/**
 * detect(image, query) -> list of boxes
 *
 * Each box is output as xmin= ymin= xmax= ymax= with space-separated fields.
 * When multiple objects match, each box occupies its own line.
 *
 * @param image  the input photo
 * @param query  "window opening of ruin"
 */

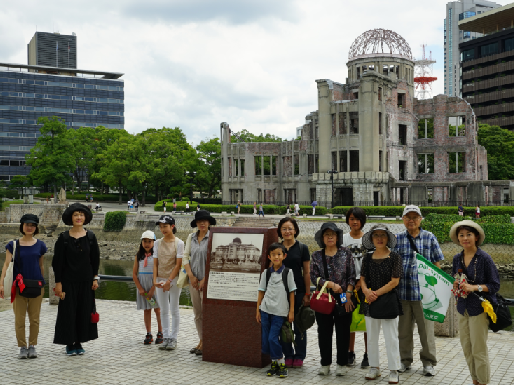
xmin=310 ymin=188 xmax=316 ymax=203
xmin=386 ymin=115 xmax=389 ymax=137
xmin=390 ymin=65 xmax=395 ymax=75
xmin=254 ymin=156 xmax=261 ymax=176
xmin=234 ymin=159 xmax=238 ymax=176
xmin=399 ymin=160 xmax=406 ymax=181
xmin=418 ymin=118 xmax=434 ymax=139
xmin=340 ymin=150 xmax=348 ymax=172
xmin=294 ymin=154 xmax=299 ymax=175
xmin=449 ymin=117 xmax=465 ymax=136
xmin=240 ymin=159 xmax=245 ymax=176
xmin=332 ymin=152 xmax=337 ymax=170
xmin=399 ymin=124 xmax=407 ymax=145
xmin=378 ymin=87 xmax=382 ymax=101
xmin=396 ymin=66 xmax=399 ymax=78
xmin=362 ymin=65 xmax=368 ymax=73
xmin=357 ymin=67 xmax=361 ymax=78
xmin=427 ymin=187 xmax=433 ymax=203
xmin=309 ymin=122 xmax=314 ymax=138
xmin=369 ymin=65 xmax=375 ymax=71
xmin=339 ymin=113 xmax=347 ymax=134
xmin=417 ymin=153 xmax=434 ymax=174
xmin=397 ymin=93 xmax=404 ymax=108
xmin=379 ymin=150 xmax=383 ymax=172
xmin=308 ymin=154 xmax=314 ymax=175
xmin=379 ymin=112 xmax=382 ymax=134
xmin=263 ymin=156 xmax=271 ymax=175
xmin=284 ymin=189 xmax=296 ymax=204
xmin=449 ymin=152 xmax=465 ymax=173
xmin=350 ymin=150 xmax=359 ymax=172
xmin=271 ymin=156 xmax=277 ymax=176
xmin=383 ymin=65 xmax=388 ymax=76
xmin=332 ymin=114 xmax=336 ymax=137
xmin=257 ymin=188 xmax=262 ymax=203
xmin=350 ymin=112 xmax=359 ymax=133
xmin=353 ymin=92 xmax=359 ymax=100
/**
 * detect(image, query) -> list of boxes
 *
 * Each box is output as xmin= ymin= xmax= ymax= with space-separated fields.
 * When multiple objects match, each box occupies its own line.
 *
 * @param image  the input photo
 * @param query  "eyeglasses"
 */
xmin=323 ymin=232 xmax=337 ymax=238
xmin=404 ymin=216 xmax=421 ymax=222
xmin=372 ymin=233 xmax=388 ymax=239
xmin=281 ymin=227 xmax=294 ymax=232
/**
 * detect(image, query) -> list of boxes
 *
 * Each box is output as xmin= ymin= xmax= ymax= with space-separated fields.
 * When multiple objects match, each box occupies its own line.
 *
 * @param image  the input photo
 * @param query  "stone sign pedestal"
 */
xmin=202 ymin=227 xmax=278 ymax=368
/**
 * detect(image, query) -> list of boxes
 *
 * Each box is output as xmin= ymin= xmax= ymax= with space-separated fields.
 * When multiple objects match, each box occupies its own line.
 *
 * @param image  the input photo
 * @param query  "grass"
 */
xmin=2 ymin=200 xmax=40 ymax=209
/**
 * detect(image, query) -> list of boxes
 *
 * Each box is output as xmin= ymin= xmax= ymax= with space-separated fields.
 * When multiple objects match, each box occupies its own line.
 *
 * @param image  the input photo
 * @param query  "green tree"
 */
xmin=230 ymin=128 xmax=283 ymax=143
xmin=478 ymin=124 xmax=514 ymax=180
xmin=195 ymin=137 xmax=221 ymax=198
xmin=9 ymin=175 xmax=29 ymax=198
xmin=68 ymin=126 xmax=96 ymax=191
xmin=25 ymin=117 xmax=74 ymax=199
xmin=417 ymin=118 xmax=434 ymax=138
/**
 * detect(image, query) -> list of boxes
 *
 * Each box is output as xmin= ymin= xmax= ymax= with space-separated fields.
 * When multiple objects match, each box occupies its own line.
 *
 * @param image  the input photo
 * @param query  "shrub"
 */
xmin=104 ymin=211 xmax=127 ymax=232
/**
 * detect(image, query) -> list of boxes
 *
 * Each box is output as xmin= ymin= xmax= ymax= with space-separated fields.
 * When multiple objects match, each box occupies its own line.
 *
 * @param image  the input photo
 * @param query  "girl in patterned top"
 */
xmin=132 ymin=230 xmax=162 ymax=345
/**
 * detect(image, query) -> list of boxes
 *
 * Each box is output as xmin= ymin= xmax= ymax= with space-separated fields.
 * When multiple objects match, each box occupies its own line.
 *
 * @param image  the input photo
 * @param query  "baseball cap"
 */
xmin=402 ymin=205 xmax=422 ymax=217
xmin=156 ymin=215 xmax=175 ymax=225
xmin=141 ymin=230 xmax=156 ymax=240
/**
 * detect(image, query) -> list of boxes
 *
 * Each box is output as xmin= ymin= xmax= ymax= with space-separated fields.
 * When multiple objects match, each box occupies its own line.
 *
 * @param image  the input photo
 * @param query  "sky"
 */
xmin=2 ymin=0 xmax=512 ymax=145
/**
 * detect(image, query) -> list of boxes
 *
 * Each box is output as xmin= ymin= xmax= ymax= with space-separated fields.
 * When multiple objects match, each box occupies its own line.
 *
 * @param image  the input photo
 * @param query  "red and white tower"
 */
xmin=414 ymin=44 xmax=437 ymax=99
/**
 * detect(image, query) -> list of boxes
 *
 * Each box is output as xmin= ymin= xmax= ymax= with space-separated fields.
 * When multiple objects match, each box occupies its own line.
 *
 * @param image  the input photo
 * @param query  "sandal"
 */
xmin=190 ymin=347 xmax=198 ymax=354
xmin=155 ymin=332 xmax=163 ymax=345
xmin=144 ymin=333 xmax=153 ymax=345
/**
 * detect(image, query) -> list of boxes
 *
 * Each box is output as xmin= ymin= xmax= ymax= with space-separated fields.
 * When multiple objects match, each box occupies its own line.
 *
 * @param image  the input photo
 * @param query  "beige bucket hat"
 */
xmin=449 ymin=220 xmax=485 ymax=246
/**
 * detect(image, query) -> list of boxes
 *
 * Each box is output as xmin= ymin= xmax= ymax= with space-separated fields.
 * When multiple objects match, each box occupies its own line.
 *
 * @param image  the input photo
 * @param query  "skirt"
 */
xmin=54 ymin=281 xmax=98 ymax=345
xmin=136 ymin=274 xmax=160 ymax=310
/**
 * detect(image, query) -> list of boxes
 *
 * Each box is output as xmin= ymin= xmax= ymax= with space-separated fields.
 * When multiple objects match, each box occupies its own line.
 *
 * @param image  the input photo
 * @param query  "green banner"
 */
xmin=415 ymin=253 xmax=454 ymax=323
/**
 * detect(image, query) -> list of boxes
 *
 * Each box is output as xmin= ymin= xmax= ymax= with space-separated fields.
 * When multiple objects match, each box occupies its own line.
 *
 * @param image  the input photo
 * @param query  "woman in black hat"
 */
xmin=0 ymin=214 xmax=47 ymax=359
xmin=310 ymin=222 xmax=356 ymax=376
xmin=52 ymin=203 xmax=100 ymax=356
xmin=183 ymin=210 xmax=216 ymax=356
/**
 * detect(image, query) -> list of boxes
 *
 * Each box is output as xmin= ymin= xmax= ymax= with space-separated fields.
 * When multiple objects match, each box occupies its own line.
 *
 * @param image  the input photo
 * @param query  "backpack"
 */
xmin=295 ymin=305 xmax=316 ymax=340
xmin=60 ymin=229 xmax=96 ymax=248
xmin=264 ymin=267 xmax=291 ymax=303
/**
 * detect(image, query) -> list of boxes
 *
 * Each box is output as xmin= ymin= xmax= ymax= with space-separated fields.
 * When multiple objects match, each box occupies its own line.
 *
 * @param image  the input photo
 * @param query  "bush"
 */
xmin=422 ymin=214 xmax=514 ymax=245
xmin=104 ymin=211 xmax=127 ymax=232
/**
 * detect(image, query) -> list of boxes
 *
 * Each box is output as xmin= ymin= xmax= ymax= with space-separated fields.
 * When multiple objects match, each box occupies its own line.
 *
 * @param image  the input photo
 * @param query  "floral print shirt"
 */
xmin=310 ymin=247 xmax=356 ymax=292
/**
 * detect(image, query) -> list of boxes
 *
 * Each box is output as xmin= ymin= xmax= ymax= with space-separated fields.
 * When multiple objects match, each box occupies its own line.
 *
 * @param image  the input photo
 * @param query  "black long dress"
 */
xmin=52 ymin=231 xmax=100 ymax=345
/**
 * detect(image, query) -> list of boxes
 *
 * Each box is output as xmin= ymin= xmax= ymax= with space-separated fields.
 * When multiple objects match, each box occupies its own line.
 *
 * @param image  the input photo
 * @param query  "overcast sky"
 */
xmin=2 ymin=0 xmax=511 ymax=144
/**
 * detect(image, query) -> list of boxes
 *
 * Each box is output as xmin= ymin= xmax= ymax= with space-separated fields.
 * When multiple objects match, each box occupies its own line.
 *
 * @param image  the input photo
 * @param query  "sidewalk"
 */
xmin=1 ymin=299 xmax=513 ymax=384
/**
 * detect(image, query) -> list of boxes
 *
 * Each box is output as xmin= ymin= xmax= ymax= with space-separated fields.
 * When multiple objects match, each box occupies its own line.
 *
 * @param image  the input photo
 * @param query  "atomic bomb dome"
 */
xmin=348 ymin=28 xmax=413 ymax=61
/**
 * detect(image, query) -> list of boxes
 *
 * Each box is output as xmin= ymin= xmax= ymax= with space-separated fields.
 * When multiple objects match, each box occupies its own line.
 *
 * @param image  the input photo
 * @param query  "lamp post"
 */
xmin=185 ymin=171 xmax=196 ymax=202
xmin=327 ymin=169 xmax=337 ymax=209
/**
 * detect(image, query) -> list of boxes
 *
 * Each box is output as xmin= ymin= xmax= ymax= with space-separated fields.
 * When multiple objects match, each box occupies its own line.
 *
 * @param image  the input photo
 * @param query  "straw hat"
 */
xmin=362 ymin=225 xmax=397 ymax=250
xmin=449 ymin=220 xmax=485 ymax=246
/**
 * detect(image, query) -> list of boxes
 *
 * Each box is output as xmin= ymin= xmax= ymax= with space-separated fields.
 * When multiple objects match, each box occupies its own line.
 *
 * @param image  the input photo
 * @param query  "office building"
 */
xmin=445 ymin=0 xmax=500 ymax=97
xmin=460 ymin=3 xmax=514 ymax=131
xmin=28 ymin=32 xmax=78 ymax=69
xmin=0 ymin=62 xmax=124 ymax=181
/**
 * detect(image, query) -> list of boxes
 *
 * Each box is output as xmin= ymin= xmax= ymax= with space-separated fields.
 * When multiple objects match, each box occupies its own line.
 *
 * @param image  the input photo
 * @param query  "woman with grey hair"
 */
xmin=360 ymin=224 xmax=402 ymax=384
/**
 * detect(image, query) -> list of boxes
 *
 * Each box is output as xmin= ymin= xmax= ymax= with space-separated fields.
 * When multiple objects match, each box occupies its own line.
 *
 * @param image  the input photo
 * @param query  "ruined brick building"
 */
xmin=221 ymin=29 xmax=513 ymax=207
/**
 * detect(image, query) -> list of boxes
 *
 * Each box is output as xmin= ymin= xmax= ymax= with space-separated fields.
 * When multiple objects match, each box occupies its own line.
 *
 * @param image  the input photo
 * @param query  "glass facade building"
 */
xmin=0 ymin=63 xmax=124 ymax=181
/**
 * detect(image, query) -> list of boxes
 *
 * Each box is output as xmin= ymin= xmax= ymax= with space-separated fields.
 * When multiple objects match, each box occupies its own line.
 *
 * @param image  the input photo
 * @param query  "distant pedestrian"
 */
xmin=312 ymin=200 xmax=318 ymax=216
xmin=197 ymin=203 xmax=201 ymax=212
xmin=46 ymin=197 xmax=49 ymax=204
xmin=173 ymin=202 xmax=177 ymax=211
xmin=186 ymin=202 xmax=190 ymax=212
xmin=458 ymin=204 xmax=464 ymax=216
xmin=253 ymin=202 xmax=257 ymax=215
xmin=237 ymin=201 xmax=241 ymax=215
xmin=90 ymin=195 xmax=93 ymax=202
xmin=294 ymin=203 xmax=300 ymax=217
xmin=128 ymin=200 xmax=132 ymax=211
xmin=133 ymin=230 xmax=162 ymax=345
xmin=286 ymin=204 xmax=290 ymax=215
xmin=172 ymin=198 xmax=176 ymax=204
xmin=163 ymin=201 xmax=167 ymax=213
xmin=135 ymin=200 xmax=139 ymax=211
xmin=259 ymin=204 xmax=265 ymax=218
xmin=86 ymin=194 xmax=89 ymax=202
xmin=475 ymin=205 xmax=480 ymax=219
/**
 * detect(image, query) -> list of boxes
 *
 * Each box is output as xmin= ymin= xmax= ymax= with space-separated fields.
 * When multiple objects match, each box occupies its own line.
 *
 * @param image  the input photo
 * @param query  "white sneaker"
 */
xmin=423 ymin=365 xmax=435 ymax=376
xmin=388 ymin=370 xmax=399 ymax=384
xmin=365 ymin=367 xmax=381 ymax=380
xmin=166 ymin=338 xmax=177 ymax=350
xmin=336 ymin=364 xmax=346 ymax=376
xmin=398 ymin=363 xmax=410 ymax=373
xmin=318 ymin=365 xmax=330 ymax=375
xmin=158 ymin=338 xmax=170 ymax=350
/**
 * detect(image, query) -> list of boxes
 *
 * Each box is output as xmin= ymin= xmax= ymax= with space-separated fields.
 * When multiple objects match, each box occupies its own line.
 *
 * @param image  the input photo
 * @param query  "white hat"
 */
xmin=449 ymin=220 xmax=485 ymax=246
xmin=402 ymin=205 xmax=422 ymax=217
xmin=141 ymin=230 xmax=156 ymax=240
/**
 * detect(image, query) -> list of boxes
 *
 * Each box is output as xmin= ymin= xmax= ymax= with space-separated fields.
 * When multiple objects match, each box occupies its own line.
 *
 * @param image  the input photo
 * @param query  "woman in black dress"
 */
xmin=52 ymin=203 xmax=100 ymax=356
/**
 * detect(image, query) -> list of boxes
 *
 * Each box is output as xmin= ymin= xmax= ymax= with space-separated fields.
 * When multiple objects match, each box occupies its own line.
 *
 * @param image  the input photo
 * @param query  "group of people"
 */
xmin=0 ymin=204 xmax=500 ymax=385
xmin=257 ymin=205 xmax=499 ymax=385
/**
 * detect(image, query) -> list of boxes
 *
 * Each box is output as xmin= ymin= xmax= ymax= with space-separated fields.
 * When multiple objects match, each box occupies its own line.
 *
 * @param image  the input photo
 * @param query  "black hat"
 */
xmin=156 ymin=215 xmax=175 ymax=226
xmin=314 ymin=222 xmax=344 ymax=248
xmin=62 ymin=203 xmax=93 ymax=226
xmin=20 ymin=213 xmax=39 ymax=224
xmin=191 ymin=210 xmax=216 ymax=228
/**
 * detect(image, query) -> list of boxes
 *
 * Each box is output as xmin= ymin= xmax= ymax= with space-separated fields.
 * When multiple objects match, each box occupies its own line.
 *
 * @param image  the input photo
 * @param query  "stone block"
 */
xmin=434 ymin=295 xmax=459 ymax=338
xmin=48 ymin=266 xmax=59 ymax=305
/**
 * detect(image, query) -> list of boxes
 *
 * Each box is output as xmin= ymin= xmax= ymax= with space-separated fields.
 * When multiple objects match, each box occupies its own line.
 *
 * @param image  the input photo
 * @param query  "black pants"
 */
xmin=315 ymin=309 xmax=352 ymax=366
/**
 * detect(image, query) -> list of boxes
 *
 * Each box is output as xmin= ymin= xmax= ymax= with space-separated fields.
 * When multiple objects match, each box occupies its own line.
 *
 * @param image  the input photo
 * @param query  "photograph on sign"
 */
xmin=207 ymin=232 xmax=265 ymax=302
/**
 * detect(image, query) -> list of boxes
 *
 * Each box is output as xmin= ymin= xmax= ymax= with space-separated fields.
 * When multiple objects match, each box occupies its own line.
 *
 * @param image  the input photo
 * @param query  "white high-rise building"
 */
xmin=444 ymin=0 xmax=500 ymax=97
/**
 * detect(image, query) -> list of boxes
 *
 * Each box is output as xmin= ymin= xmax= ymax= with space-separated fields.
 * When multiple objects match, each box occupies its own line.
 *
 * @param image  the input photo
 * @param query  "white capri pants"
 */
xmin=365 ymin=316 xmax=401 ymax=371
xmin=155 ymin=277 xmax=182 ymax=340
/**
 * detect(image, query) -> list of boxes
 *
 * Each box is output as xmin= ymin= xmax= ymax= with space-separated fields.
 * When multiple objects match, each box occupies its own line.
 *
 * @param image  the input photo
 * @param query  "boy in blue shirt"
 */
xmin=256 ymin=243 xmax=296 ymax=378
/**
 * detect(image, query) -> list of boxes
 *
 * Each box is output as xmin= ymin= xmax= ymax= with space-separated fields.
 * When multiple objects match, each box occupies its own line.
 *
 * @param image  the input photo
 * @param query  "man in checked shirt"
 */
xmin=393 ymin=205 xmax=444 ymax=377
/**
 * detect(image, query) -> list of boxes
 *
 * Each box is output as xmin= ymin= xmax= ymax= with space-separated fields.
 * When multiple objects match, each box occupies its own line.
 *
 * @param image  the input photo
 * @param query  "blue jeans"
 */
xmin=261 ymin=310 xmax=285 ymax=360
xmin=281 ymin=291 xmax=307 ymax=360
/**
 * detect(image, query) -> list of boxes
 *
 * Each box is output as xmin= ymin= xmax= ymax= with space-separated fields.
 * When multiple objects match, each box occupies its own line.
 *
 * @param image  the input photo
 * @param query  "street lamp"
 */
xmin=327 ymin=169 xmax=337 ymax=209
xmin=185 ymin=171 xmax=196 ymax=202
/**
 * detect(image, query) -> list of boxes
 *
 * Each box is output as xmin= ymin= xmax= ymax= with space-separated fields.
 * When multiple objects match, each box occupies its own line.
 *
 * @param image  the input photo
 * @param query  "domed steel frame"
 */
xmin=348 ymin=29 xmax=413 ymax=61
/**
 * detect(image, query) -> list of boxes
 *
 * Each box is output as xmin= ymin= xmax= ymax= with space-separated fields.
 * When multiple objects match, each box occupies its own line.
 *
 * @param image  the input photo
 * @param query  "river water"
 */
xmin=0 ymin=254 xmax=192 ymax=306
xmin=1 ymin=254 xmax=513 ymax=302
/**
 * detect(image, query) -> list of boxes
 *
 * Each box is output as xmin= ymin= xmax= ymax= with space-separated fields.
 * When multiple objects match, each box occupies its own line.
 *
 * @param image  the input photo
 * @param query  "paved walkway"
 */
xmin=1 ymin=300 xmax=514 ymax=384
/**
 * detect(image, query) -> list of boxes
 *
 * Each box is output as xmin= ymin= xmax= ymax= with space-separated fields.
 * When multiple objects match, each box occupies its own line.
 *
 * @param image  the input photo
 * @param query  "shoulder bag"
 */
xmin=3 ymin=240 xmax=16 ymax=301
xmin=486 ymin=293 xmax=512 ymax=332
xmin=368 ymin=254 xmax=402 ymax=319
xmin=177 ymin=233 xmax=193 ymax=288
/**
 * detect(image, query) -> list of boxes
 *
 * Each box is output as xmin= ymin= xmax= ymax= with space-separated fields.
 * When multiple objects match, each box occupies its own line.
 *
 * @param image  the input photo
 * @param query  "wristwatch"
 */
xmin=477 ymin=285 xmax=483 ymax=292
xmin=93 ymin=276 xmax=100 ymax=283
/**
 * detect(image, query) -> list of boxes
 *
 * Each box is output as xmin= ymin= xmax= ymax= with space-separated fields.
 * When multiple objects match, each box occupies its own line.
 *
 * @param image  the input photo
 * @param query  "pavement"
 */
xmin=1 ymin=299 xmax=514 ymax=384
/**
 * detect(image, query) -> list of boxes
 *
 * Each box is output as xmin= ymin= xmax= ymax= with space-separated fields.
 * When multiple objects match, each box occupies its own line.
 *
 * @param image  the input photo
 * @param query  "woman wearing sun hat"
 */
xmin=52 ymin=203 xmax=100 ymax=356
xmin=360 ymin=224 xmax=402 ymax=384
xmin=183 ymin=210 xmax=216 ymax=356
xmin=0 ymin=214 xmax=47 ymax=359
xmin=310 ymin=222 xmax=356 ymax=376
xmin=450 ymin=220 xmax=499 ymax=385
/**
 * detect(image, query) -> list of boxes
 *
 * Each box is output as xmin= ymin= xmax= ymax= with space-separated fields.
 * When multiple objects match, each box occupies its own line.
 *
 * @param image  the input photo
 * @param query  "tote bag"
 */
xmin=310 ymin=278 xmax=335 ymax=315
xmin=2 ymin=240 xmax=16 ymax=300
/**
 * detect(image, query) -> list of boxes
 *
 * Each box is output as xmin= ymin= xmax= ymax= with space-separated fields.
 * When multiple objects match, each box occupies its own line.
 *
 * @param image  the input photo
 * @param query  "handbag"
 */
xmin=485 ymin=293 xmax=512 ymax=332
xmin=369 ymin=289 xmax=402 ymax=319
xmin=321 ymin=249 xmax=356 ymax=316
xmin=3 ymin=239 xmax=16 ymax=301
xmin=91 ymin=296 xmax=100 ymax=323
xmin=14 ymin=240 xmax=43 ymax=298
xmin=177 ymin=233 xmax=193 ymax=289
xmin=310 ymin=279 xmax=335 ymax=315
